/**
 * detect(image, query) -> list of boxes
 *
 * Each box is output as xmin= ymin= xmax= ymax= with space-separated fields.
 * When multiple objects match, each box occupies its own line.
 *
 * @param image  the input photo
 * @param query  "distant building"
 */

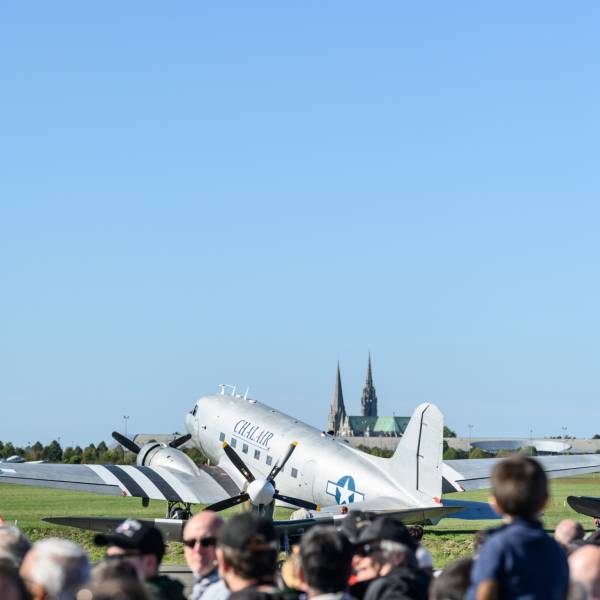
xmin=327 ymin=356 xmax=409 ymax=438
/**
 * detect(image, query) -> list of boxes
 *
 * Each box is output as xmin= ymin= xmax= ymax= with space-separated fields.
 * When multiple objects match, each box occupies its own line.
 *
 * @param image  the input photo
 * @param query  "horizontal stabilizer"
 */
xmin=317 ymin=498 xmax=464 ymax=525
xmin=438 ymin=499 xmax=501 ymax=520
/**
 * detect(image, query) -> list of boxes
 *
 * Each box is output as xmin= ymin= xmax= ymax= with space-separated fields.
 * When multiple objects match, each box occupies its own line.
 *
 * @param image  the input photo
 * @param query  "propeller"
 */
xmin=267 ymin=441 xmax=297 ymax=480
xmin=205 ymin=440 xmax=319 ymax=515
xmin=169 ymin=434 xmax=191 ymax=448
xmin=112 ymin=431 xmax=141 ymax=454
xmin=112 ymin=432 xmax=191 ymax=454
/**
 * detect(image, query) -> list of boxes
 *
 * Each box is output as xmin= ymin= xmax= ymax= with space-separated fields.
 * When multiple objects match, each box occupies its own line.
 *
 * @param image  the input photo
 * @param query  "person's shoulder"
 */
xmin=202 ymin=579 xmax=230 ymax=600
xmin=365 ymin=568 xmax=427 ymax=600
xmin=146 ymin=574 xmax=187 ymax=600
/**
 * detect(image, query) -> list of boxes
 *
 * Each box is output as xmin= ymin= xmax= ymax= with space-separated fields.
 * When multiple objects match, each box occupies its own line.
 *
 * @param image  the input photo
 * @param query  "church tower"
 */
xmin=327 ymin=362 xmax=347 ymax=434
xmin=360 ymin=354 xmax=378 ymax=417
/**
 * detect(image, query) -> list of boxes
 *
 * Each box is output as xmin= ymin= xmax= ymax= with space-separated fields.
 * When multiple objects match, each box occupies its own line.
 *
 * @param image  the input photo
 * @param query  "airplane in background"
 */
xmin=2 ymin=387 xmax=600 ymax=542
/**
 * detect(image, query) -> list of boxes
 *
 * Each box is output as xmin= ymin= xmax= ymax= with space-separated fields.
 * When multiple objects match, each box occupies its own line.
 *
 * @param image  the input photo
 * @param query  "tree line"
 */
xmin=358 ymin=441 xmax=539 ymax=460
xmin=0 ymin=441 xmax=208 ymax=465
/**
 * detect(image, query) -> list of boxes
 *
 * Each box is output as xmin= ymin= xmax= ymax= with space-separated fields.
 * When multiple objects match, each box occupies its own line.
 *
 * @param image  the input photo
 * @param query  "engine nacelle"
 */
xmin=136 ymin=442 xmax=202 ymax=477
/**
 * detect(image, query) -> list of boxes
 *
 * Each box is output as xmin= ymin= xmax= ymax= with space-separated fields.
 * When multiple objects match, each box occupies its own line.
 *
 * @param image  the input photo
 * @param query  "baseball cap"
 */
xmin=356 ymin=516 xmax=417 ymax=551
xmin=338 ymin=510 xmax=374 ymax=544
xmin=218 ymin=513 xmax=278 ymax=551
xmin=94 ymin=519 xmax=165 ymax=560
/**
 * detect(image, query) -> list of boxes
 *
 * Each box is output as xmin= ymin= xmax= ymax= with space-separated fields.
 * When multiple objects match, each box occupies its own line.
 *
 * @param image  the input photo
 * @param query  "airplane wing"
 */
xmin=443 ymin=454 xmax=600 ymax=492
xmin=43 ymin=514 xmax=337 ymax=544
xmin=0 ymin=462 xmax=239 ymax=504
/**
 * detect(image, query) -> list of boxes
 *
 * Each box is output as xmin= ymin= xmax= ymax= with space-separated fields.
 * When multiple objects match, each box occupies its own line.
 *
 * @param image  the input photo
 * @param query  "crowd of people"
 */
xmin=1 ymin=455 xmax=600 ymax=599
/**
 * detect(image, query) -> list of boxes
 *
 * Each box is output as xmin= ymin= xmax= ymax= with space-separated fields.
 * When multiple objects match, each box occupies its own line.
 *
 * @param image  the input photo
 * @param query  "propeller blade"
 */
xmin=112 ymin=431 xmax=141 ymax=455
xmin=268 ymin=441 xmax=298 ymax=481
xmin=205 ymin=493 xmax=250 ymax=513
xmin=273 ymin=493 xmax=319 ymax=512
xmin=222 ymin=442 xmax=255 ymax=483
xmin=169 ymin=434 xmax=192 ymax=448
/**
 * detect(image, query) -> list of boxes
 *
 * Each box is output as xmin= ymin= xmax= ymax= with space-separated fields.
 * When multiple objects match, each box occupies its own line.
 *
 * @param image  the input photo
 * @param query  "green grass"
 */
xmin=2 ymin=474 xmax=599 ymax=566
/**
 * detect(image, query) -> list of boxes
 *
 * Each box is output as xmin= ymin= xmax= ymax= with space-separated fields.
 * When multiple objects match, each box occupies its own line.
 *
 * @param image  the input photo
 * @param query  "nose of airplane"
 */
xmin=247 ymin=479 xmax=275 ymax=506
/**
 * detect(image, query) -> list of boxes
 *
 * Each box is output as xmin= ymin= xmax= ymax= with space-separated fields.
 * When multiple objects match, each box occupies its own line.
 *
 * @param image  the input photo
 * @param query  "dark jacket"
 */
xmin=146 ymin=574 xmax=187 ymax=600
xmin=363 ymin=566 xmax=429 ymax=600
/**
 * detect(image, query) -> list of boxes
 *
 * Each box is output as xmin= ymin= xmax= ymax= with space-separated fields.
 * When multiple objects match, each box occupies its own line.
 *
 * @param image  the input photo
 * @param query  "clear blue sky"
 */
xmin=1 ymin=3 xmax=599 ymax=446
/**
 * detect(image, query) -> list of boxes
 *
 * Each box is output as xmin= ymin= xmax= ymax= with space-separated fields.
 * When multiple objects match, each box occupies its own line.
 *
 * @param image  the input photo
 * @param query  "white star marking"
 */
xmin=337 ymin=478 xmax=355 ymax=504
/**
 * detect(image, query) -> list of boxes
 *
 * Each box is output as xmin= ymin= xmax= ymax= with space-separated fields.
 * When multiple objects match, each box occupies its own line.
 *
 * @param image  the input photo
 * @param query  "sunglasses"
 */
xmin=183 ymin=536 xmax=217 ymax=549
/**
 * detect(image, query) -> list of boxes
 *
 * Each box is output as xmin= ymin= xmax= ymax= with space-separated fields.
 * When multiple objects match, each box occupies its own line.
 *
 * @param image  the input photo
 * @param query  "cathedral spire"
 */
xmin=360 ymin=353 xmax=378 ymax=417
xmin=327 ymin=362 xmax=347 ymax=434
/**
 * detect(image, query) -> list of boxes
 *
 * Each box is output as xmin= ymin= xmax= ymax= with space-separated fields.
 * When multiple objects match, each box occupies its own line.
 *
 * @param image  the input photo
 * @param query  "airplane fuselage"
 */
xmin=185 ymin=394 xmax=431 ymax=510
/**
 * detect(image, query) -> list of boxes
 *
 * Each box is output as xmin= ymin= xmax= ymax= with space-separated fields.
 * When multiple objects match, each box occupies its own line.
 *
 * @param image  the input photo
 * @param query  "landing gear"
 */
xmin=166 ymin=501 xmax=192 ymax=520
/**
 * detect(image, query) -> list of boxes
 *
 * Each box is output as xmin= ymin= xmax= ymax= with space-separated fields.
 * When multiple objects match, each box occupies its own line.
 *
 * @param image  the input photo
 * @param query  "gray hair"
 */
xmin=379 ymin=540 xmax=415 ymax=568
xmin=27 ymin=538 xmax=90 ymax=599
xmin=0 ymin=525 xmax=31 ymax=567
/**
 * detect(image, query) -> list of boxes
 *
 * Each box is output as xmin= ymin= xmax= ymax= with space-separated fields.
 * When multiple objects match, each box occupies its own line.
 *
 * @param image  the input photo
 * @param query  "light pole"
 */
xmin=562 ymin=426 xmax=567 ymax=439
xmin=123 ymin=415 xmax=130 ymax=437
xmin=468 ymin=424 xmax=474 ymax=450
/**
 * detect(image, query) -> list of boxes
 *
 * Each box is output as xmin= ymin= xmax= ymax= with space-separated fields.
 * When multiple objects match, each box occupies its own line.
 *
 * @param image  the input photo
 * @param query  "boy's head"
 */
xmin=491 ymin=456 xmax=548 ymax=518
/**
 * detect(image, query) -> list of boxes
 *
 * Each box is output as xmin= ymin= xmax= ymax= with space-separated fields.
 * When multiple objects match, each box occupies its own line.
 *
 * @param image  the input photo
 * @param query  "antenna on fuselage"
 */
xmin=218 ymin=384 xmax=237 ymax=396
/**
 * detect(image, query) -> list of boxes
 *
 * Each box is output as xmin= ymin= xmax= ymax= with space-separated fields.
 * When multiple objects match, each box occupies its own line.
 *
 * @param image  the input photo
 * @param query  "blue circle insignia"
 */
xmin=335 ymin=475 xmax=356 ymax=504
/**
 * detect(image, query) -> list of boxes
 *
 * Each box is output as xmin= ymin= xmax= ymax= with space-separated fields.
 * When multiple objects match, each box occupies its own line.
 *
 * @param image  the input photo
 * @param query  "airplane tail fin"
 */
xmin=389 ymin=403 xmax=444 ymax=502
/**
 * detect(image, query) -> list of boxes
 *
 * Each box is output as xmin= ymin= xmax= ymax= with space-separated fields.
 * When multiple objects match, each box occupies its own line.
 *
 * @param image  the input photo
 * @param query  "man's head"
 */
xmin=0 ymin=525 xmax=31 ymax=568
xmin=300 ymin=526 xmax=353 ymax=596
xmin=183 ymin=511 xmax=224 ymax=577
xmin=94 ymin=519 xmax=165 ymax=580
xmin=569 ymin=545 xmax=600 ymax=600
xmin=216 ymin=513 xmax=278 ymax=592
xmin=555 ymin=519 xmax=585 ymax=550
xmin=490 ymin=456 xmax=548 ymax=518
xmin=353 ymin=517 xmax=417 ymax=581
xmin=19 ymin=538 xmax=90 ymax=600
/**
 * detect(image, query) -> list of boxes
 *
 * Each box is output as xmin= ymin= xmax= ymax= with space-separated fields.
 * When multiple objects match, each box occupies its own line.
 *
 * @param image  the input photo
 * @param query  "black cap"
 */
xmin=356 ymin=517 xmax=417 ymax=551
xmin=218 ymin=513 xmax=278 ymax=551
xmin=94 ymin=519 xmax=165 ymax=560
xmin=339 ymin=510 xmax=374 ymax=544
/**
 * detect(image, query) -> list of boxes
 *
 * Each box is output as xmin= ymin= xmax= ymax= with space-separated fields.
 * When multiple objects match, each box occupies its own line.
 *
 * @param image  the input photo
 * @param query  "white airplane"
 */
xmin=2 ymin=387 xmax=600 ymax=541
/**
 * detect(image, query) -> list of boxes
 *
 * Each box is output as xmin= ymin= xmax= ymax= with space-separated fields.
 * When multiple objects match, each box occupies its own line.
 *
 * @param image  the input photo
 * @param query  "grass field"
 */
xmin=2 ymin=474 xmax=599 ymax=567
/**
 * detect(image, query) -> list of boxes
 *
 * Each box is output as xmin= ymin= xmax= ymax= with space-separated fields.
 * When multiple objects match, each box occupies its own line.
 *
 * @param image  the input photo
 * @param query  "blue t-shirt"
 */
xmin=466 ymin=518 xmax=568 ymax=600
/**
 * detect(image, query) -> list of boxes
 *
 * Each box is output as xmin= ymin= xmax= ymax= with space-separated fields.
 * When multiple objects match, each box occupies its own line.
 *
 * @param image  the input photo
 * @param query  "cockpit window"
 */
xmin=191 ymin=405 xmax=198 ymax=416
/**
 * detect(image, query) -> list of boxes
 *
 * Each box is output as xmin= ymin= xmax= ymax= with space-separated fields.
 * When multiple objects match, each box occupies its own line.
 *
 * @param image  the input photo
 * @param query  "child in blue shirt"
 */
xmin=467 ymin=456 xmax=569 ymax=600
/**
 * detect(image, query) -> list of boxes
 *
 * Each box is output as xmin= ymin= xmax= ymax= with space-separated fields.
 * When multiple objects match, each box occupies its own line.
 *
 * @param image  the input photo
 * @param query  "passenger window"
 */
xmin=231 ymin=438 xmax=237 ymax=448
xmin=254 ymin=450 xmax=260 ymax=460
xmin=242 ymin=443 xmax=248 ymax=454
xmin=219 ymin=432 xmax=225 ymax=442
xmin=291 ymin=468 xmax=298 ymax=478
xmin=266 ymin=456 xmax=273 ymax=466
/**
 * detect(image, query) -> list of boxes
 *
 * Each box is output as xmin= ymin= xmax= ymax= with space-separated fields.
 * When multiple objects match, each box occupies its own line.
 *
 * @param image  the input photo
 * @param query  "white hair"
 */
xmin=379 ymin=540 xmax=415 ymax=567
xmin=27 ymin=538 xmax=90 ymax=599
xmin=0 ymin=525 xmax=31 ymax=567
